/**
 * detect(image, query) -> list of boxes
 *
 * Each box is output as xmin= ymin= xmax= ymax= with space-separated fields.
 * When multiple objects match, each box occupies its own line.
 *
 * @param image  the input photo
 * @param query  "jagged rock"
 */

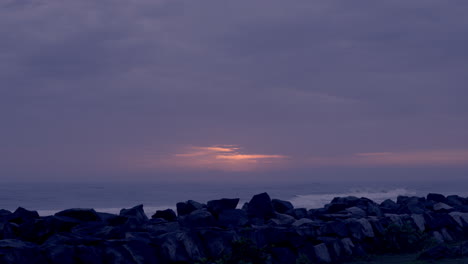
xmin=120 ymin=204 xmax=148 ymax=224
xmin=314 ymin=243 xmax=332 ymax=263
xmin=207 ymin=198 xmax=239 ymax=216
xmin=7 ymin=207 xmax=39 ymax=224
xmin=0 ymin=239 xmax=47 ymax=264
xmin=424 ymin=212 xmax=457 ymax=229
xmin=345 ymin=207 xmax=367 ymax=218
xmin=270 ymin=247 xmax=297 ymax=264
xmin=292 ymin=208 xmax=308 ymax=219
xmin=176 ymin=200 xmax=204 ymax=216
xmin=246 ymin=192 xmax=275 ymax=220
xmin=217 ymin=209 xmax=248 ymax=227
xmin=340 ymin=237 xmax=355 ymax=256
xmin=123 ymin=239 xmax=160 ymax=264
xmin=446 ymin=195 xmax=466 ymax=206
xmin=198 ymin=228 xmax=238 ymax=259
xmin=292 ymin=218 xmax=314 ymax=227
xmin=158 ymin=231 xmax=204 ymax=262
xmin=74 ymin=245 xmax=104 ymax=264
xmin=331 ymin=196 xmax=359 ymax=207
xmin=55 ymin=208 xmax=101 ymax=222
xmin=0 ymin=209 xmax=12 ymax=217
xmin=411 ymin=214 xmax=426 ymax=232
xmin=418 ymin=244 xmax=459 ymax=260
xmin=345 ymin=218 xmax=374 ymax=240
xmin=433 ymin=202 xmax=453 ymax=212
xmin=449 ymin=212 xmax=468 ymax=228
xmin=179 ymin=209 xmax=215 ymax=228
xmin=152 ymin=209 xmax=177 ymax=222
xmin=427 ymin=193 xmax=447 ymax=203
xmin=272 ymin=199 xmax=294 ymax=214
xmin=380 ymin=199 xmax=399 ymax=213
xmin=321 ymin=221 xmax=349 ymax=237
xmin=268 ymin=213 xmax=295 ymax=226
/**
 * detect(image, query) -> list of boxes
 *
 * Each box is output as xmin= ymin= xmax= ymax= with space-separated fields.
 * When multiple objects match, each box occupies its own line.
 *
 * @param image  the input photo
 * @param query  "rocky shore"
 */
xmin=1 ymin=192 xmax=468 ymax=263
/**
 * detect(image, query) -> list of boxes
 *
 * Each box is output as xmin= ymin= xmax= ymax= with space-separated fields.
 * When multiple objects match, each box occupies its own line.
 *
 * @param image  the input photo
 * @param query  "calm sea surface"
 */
xmin=1 ymin=180 xmax=467 ymax=216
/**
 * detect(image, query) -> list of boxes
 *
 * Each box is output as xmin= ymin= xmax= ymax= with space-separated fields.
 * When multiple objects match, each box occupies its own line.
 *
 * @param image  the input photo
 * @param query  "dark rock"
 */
xmin=152 ymin=209 xmax=177 ymax=222
xmin=380 ymin=199 xmax=399 ymax=213
xmin=330 ymin=196 xmax=359 ymax=207
xmin=176 ymin=200 xmax=204 ymax=216
xmin=75 ymin=245 xmax=104 ymax=264
xmin=418 ymin=244 xmax=458 ymax=260
xmin=123 ymin=239 xmax=160 ymax=264
xmin=0 ymin=239 xmax=47 ymax=264
xmin=217 ymin=209 xmax=248 ymax=227
xmin=179 ymin=209 xmax=215 ymax=228
xmin=0 ymin=209 xmax=12 ymax=217
xmin=424 ymin=212 xmax=457 ymax=230
xmin=321 ymin=221 xmax=349 ymax=237
xmin=157 ymin=231 xmax=204 ymax=262
xmin=198 ymin=228 xmax=238 ymax=259
xmin=55 ymin=208 xmax=101 ymax=222
xmin=345 ymin=218 xmax=374 ymax=240
xmin=42 ymin=244 xmax=76 ymax=264
xmin=433 ymin=202 xmax=453 ymax=212
xmin=292 ymin=208 xmax=308 ymax=219
xmin=345 ymin=207 xmax=367 ymax=218
xmin=46 ymin=215 xmax=83 ymax=233
xmin=427 ymin=193 xmax=447 ymax=203
xmin=207 ymin=198 xmax=239 ymax=216
xmin=103 ymin=241 xmax=138 ymax=264
xmin=272 ymin=199 xmax=294 ymax=214
xmin=7 ymin=207 xmax=39 ymax=224
xmin=446 ymin=195 xmax=466 ymax=206
xmin=270 ymin=247 xmax=297 ymax=264
xmin=120 ymin=204 xmax=148 ymax=224
xmin=246 ymin=192 xmax=275 ymax=220
xmin=268 ymin=213 xmax=296 ymax=226
xmin=314 ymin=243 xmax=332 ymax=263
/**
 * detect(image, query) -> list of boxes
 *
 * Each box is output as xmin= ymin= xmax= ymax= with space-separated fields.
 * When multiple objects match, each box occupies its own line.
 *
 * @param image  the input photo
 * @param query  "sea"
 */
xmin=1 ymin=180 xmax=467 ymax=217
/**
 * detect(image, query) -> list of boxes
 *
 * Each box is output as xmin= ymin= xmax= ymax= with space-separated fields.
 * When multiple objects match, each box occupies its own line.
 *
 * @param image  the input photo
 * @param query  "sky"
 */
xmin=1 ymin=0 xmax=467 ymax=182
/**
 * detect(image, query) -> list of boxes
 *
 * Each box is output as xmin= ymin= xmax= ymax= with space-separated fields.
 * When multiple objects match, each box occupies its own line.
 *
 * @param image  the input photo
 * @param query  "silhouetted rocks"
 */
xmin=1 ymin=192 xmax=468 ymax=263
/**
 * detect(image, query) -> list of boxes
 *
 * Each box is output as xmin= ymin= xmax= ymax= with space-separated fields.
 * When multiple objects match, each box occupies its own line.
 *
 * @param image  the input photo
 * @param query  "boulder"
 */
xmin=268 ymin=213 xmax=295 ymax=226
xmin=7 ymin=207 xmax=39 ymax=224
xmin=270 ymin=247 xmax=297 ymax=264
xmin=179 ymin=209 xmax=215 ymax=228
xmin=120 ymin=204 xmax=148 ymax=224
xmin=433 ymin=203 xmax=453 ymax=212
xmin=271 ymin=199 xmax=294 ymax=214
xmin=292 ymin=218 xmax=314 ymax=228
xmin=445 ymin=195 xmax=467 ymax=207
xmin=217 ymin=209 xmax=249 ymax=227
xmin=207 ymin=198 xmax=239 ymax=216
xmin=345 ymin=218 xmax=374 ymax=240
xmin=176 ymin=200 xmax=204 ymax=216
xmin=157 ymin=231 xmax=204 ymax=262
xmin=292 ymin=208 xmax=308 ymax=219
xmin=380 ymin=199 xmax=399 ymax=213
xmin=411 ymin=214 xmax=426 ymax=232
xmin=418 ymin=244 xmax=458 ymax=260
xmin=0 ymin=239 xmax=47 ymax=264
xmin=152 ymin=209 xmax=177 ymax=222
xmin=246 ymin=192 xmax=275 ymax=220
xmin=198 ymin=228 xmax=238 ymax=259
xmin=427 ymin=193 xmax=446 ymax=203
xmin=55 ymin=208 xmax=101 ymax=222
xmin=314 ymin=243 xmax=332 ymax=263
xmin=345 ymin=207 xmax=367 ymax=218
xmin=320 ymin=221 xmax=348 ymax=237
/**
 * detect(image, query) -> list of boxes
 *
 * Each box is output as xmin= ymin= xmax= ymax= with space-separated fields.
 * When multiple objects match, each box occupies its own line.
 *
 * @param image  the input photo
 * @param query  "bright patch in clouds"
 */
xmin=137 ymin=145 xmax=288 ymax=171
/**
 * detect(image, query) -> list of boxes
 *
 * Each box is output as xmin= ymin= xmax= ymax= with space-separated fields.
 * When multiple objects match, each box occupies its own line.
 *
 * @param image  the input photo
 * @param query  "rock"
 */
xmin=55 ymin=208 xmax=101 ymax=222
xmin=340 ymin=238 xmax=355 ymax=256
xmin=418 ymin=244 xmax=458 ymax=260
xmin=0 ymin=239 xmax=47 ymax=264
xmin=0 ymin=209 xmax=12 ymax=217
xmin=433 ymin=202 xmax=453 ymax=212
xmin=246 ymin=192 xmax=275 ymax=220
xmin=7 ymin=207 xmax=39 ymax=224
xmin=176 ymin=200 xmax=204 ymax=216
xmin=380 ymin=199 xmax=399 ymax=213
xmin=345 ymin=218 xmax=374 ymax=240
xmin=152 ymin=209 xmax=177 ymax=222
xmin=158 ymin=231 xmax=203 ymax=262
xmin=75 ymin=245 xmax=104 ymax=264
xmin=270 ymin=247 xmax=297 ymax=264
xmin=321 ymin=221 xmax=349 ymax=237
xmin=424 ymin=212 xmax=457 ymax=230
xmin=292 ymin=208 xmax=308 ymax=219
xmin=179 ymin=209 xmax=215 ymax=228
xmin=448 ymin=212 xmax=468 ymax=228
xmin=411 ymin=214 xmax=426 ymax=232
xmin=292 ymin=218 xmax=314 ymax=227
xmin=345 ymin=207 xmax=367 ymax=218
xmin=314 ymin=243 xmax=332 ymax=263
xmin=207 ymin=198 xmax=239 ymax=216
xmin=198 ymin=228 xmax=238 ymax=259
xmin=120 ymin=204 xmax=148 ymax=223
xmin=123 ymin=239 xmax=160 ymax=264
xmin=427 ymin=193 xmax=446 ymax=203
xmin=271 ymin=199 xmax=294 ymax=214
xmin=446 ymin=195 xmax=466 ymax=206
xmin=330 ymin=196 xmax=359 ymax=207
xmin=268 ymin=213 xmax=295 ymax=226
xmin=217 ymin=209 xmax=249 ymax=227
xmin=42 ymin=244 xmax=76 ymax=264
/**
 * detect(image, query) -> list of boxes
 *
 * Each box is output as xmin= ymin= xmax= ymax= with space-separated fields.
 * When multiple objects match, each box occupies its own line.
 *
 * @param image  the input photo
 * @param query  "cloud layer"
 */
xmin=1 ymin=1 xmax=467 ymax=180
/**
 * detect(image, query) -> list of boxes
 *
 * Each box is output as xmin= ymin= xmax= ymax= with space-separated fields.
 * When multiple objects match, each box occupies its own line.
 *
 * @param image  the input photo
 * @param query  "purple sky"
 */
xmin=1 ymin=1 xmax=468 ymax=182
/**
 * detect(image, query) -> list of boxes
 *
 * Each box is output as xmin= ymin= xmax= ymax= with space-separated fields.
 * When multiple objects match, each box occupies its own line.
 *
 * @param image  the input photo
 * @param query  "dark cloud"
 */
xmin=1 ymin=0 xmax=467 ymax=180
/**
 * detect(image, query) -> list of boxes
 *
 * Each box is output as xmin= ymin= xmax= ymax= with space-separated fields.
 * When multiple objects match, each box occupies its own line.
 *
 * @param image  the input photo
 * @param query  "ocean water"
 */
xmin=1 ymin=180 xmax=467 ymax=216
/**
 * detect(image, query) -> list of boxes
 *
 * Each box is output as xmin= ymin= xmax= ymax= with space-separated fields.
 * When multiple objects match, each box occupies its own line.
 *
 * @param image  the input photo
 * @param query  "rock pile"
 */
xmin=1 ymin=192 xmax=468 ymax=263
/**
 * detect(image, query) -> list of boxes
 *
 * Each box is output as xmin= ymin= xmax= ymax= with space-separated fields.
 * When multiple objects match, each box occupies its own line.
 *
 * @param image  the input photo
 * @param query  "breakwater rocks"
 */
xmin=1 ymin=192 xmax=468 ymax=264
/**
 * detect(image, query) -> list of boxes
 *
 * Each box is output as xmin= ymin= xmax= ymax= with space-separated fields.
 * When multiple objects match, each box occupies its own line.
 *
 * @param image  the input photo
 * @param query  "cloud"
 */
xmin=132 ymin=145 xmax=289 ymax=172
